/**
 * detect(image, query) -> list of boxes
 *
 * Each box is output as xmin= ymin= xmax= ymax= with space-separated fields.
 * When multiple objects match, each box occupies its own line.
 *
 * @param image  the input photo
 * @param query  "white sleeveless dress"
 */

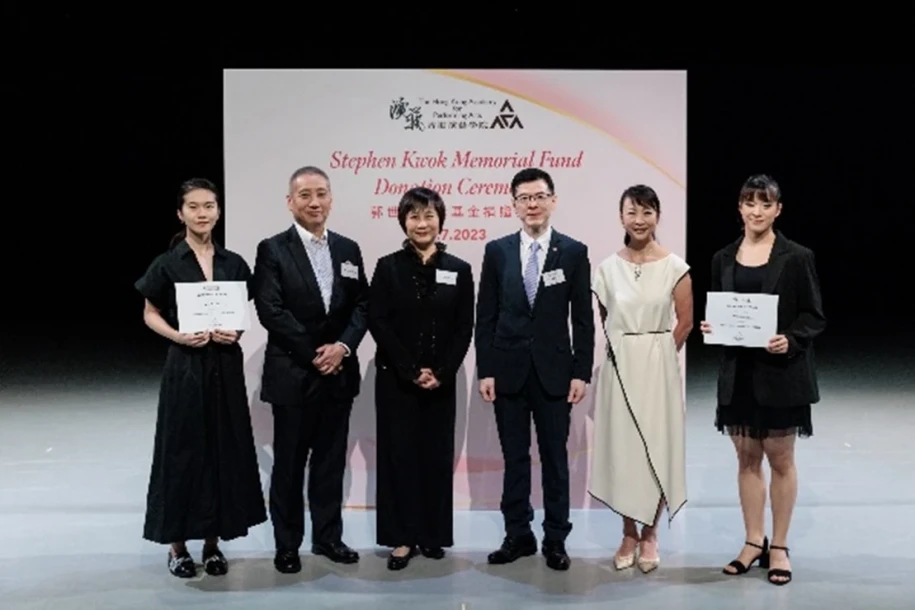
xmin=588 ymin=253 xmax=690 ymax=525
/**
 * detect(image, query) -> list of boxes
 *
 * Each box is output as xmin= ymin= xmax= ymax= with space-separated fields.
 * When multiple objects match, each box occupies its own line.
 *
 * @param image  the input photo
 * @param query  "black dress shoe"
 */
xmin=420 ymin=547 xmax=445 ymax=559
xmin=487 ymin=534 xmax=538 ymax=564
xmin=168 ymin=550 xmax=196 ymax=578
xmin=542 ymin=540 xmax=571 ymax=571
xmin=312 ymin=541 xmax=359 ymax=564
xmin=202 ymin=547 xmax=229 ymax=576
xmin=274 ymin=550 xmax=302 ymax=574
xmin=387 ymin=546 xmax=418 ymax=570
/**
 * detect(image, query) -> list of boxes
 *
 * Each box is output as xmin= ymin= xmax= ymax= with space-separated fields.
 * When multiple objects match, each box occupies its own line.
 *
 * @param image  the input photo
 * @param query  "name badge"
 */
xmin=436 ymin=269 xmax=457 ymax=285
xmin=341 ymin=261 xmax=359 ymax=280
xmin=542 ymin=268 xmax=566 ymax=287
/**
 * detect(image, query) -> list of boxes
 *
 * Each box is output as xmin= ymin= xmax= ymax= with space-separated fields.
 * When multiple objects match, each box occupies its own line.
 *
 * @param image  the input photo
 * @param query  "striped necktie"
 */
xmin=523 ymin=241 xmax=541 ymax=306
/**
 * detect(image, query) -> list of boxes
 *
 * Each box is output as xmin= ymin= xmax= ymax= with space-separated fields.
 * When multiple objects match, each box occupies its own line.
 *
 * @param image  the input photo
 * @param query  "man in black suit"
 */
xmin=252 ymin=166 xmax=369 ymax=573
xmin=475 ymin=168 xmax=595 ymax=571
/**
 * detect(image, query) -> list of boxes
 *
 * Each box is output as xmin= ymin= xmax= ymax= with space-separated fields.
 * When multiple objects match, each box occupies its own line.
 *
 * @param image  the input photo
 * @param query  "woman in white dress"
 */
xmin=589 ymin=185 xmax=693 ymax=573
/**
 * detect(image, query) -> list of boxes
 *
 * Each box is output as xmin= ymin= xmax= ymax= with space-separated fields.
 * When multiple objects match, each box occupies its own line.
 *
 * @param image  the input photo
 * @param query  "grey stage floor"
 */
xmin=1 ymin=340 xmax=913 ymax=609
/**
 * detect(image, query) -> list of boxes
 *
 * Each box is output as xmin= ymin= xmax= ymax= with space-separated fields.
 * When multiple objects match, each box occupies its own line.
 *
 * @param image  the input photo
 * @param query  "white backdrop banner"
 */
xmin=224 ymin=69 xmax=686 ymax=510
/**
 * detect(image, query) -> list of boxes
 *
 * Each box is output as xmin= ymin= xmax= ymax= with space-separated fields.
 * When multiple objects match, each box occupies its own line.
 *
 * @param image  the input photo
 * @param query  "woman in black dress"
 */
xmin=135 ymin=178 xmax=267 ymax=578
xmin=700 ymin=175 xmax=826 ymax=586
xmin=368 ymin=187 xmax=475 ymax=570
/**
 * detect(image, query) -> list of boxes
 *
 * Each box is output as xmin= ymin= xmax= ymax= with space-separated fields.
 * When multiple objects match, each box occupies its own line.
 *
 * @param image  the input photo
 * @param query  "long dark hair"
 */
xmin=170 ymin=178 xmax=219 ymax=248
xmin=619 ymin=184 xmax=661 ymax=245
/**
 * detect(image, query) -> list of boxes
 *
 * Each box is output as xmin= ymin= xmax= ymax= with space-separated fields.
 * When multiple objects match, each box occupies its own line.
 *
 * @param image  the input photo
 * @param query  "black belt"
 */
xmin=622 ymin=330 xmax=671 ymax=336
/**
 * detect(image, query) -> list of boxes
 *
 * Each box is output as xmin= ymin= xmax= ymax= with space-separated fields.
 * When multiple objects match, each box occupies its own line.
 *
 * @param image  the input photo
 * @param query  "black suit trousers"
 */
xmin=269 ymin=387 xmax=353 ymax=551
xmin=493 ymin=362 xmax=572 ymax=542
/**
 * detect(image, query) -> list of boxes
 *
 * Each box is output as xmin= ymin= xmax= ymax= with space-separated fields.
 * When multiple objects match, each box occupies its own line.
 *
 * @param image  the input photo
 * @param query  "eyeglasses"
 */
xmin=514 ymin=193 xmax=553 ymax=204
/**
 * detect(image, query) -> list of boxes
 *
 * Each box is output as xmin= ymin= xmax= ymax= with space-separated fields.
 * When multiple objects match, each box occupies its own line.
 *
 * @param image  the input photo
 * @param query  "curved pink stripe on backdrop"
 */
xmin=443 ymin=69 xmax=686 ymax=189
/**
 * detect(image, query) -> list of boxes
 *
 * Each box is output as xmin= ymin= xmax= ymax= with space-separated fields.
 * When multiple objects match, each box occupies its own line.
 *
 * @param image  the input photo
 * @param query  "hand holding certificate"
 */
xmin=702 ymin=291 xmax=778 ymax=348
xmin=175 ymin=281 xmax=250 ymax=334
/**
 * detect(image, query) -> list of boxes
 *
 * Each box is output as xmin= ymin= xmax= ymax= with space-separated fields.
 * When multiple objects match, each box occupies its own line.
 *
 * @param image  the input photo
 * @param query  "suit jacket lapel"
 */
xmin=761 ymin=231 xmax=791 ymax=294
xmin=327 ymin=231 xmax=344 ymax=312
xmin=285 ymin=226 xmax=323 ymax=306
xmin=503 ymin=232 xmax=530 ymax=312
xmin=533 ymin=231 xmax=562 ymax=308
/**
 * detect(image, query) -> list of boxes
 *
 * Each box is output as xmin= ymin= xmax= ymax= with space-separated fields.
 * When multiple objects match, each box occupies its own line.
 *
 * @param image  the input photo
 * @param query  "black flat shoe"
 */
xmin=420 ymin=547 xmax=445 ymax=559
xmin=168 ymin=550 xmax=196 ymax=578
xmin=723 ymin=537 xmax=769 ymax=575
xmin=312 ymin=541 xmax=359 ymax=564
xmin=202 ymin=547 xmax=228 ymax=576
xmin=542 ymin=540 xmax=571 ymax=571
xmin=387 ymin=546 xmax=418 ymax=571
xmin=487 ymin=534 xmax=537 ymax=565
xmin=767 ymin=544 xmax=792 ymax=585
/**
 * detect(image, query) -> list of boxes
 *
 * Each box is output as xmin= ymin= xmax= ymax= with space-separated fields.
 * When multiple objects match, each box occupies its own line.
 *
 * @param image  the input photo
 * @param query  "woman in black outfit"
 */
xmin=135 ymin=178 xmax=267 ymax=578
xmin=368 ymin=187 xmax=475 ymax=570
xmin=701 ymin=174 xmax=826 ymax=586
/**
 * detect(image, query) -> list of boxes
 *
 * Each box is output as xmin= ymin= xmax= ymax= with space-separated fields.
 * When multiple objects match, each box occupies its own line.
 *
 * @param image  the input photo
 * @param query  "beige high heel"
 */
xmin=614 ymin=551 xmax=636 ymax=570
xmin=637 ymin=537 xmax=660 ymax=573
xmin=613 ymin=536 xmax=638 ymax=570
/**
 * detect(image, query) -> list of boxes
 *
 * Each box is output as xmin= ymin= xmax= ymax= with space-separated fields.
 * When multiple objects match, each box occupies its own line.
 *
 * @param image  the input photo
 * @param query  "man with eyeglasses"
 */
xmin=475 ymin=167 xmax=594 ymax=571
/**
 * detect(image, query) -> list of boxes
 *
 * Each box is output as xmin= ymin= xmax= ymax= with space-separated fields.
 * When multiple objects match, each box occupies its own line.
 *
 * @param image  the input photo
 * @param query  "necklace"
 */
xmin=627 ymin=245 xmax=653 ymax=281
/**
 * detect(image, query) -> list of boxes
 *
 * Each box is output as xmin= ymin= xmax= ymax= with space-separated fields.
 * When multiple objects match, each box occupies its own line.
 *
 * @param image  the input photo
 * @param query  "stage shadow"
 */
xmin=345 ymin=357 xmax=377 ymax=508
xmin=244 ymin=344 xmax=273 ymax=496
xmin=473 ymin=555 xmax=641 ymax=597
xmin=464 ymin=367 xmax=504 ymax=510
xmin=5 ymin=552 xmax=915 ymax=603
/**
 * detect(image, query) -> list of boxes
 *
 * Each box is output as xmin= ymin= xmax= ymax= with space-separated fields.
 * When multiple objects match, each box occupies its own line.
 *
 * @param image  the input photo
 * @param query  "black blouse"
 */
xmin=368 ymin=240 xmax=475 ymax=384
xmin=135 ymin=239 xmax=253 ymax=330
xmin=404 ymin=241 xmax=443 ymax=367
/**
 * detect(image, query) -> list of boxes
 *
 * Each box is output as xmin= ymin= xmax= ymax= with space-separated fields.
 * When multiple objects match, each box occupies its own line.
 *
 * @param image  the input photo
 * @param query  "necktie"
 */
xmin=523 ymin=241 xmax=541 ymax=306
xmin=310 ymin=236 xmax=334 ymax=312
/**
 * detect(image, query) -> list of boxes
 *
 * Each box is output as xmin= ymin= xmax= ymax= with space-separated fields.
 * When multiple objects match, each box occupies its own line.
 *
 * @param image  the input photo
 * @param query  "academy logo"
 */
xmin=490 ymin=100 xmax=524 ymax=130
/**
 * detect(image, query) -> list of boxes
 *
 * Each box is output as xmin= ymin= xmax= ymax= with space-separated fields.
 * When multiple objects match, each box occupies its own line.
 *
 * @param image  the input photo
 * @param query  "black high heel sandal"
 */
xmin=723 ymin=536 xmax=769 ymax=575
xmin=767 ymin=545 xmax=792 ymax=585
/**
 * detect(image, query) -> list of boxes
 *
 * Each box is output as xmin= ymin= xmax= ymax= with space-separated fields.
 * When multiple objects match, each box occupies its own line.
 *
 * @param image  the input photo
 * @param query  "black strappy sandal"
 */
xmin=723 ymin=536 xmax=769 ymax=575
xmin=767 ymin=544 xmax=792 ymax=585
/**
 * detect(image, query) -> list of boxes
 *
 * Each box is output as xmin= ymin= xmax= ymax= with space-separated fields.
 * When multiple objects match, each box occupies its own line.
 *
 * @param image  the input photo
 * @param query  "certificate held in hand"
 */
xmin=175 ymin=281 xmax=250 ymax=334
xmin=704 ymin=291 xmax=778 ymax=348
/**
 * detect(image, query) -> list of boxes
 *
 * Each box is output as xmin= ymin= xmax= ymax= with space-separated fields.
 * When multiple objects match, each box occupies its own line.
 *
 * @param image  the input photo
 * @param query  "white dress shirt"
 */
xmin=292 ymin=222 xmax=351 ymax=357
xmin=519 ymin=225 xmax=552 ymax=280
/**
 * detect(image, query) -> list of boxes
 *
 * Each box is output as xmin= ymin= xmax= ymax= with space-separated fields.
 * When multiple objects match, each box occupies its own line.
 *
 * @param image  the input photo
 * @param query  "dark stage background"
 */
xmin=2 ymin=63 xmax=913 ymax=389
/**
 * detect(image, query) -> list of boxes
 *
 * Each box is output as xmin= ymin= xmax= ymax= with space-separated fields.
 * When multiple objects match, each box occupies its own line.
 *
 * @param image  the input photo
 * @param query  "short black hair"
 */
xmin=510 ymin=168 xmax=554 ymax=198
xmin=739 ymin=174 xmax=781 ymax=204
xmin=397 ymin=187 xmax=446 ymax=232
xmin=289 ymin=166 xmax=330 ymax=190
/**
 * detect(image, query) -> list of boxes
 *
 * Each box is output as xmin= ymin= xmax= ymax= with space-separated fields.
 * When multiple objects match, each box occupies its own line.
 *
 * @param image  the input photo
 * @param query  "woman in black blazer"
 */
xmin=368 ymin=187 xmax=475 ymax=570
xmin=700 ymin=175 xmax=826 ymax=586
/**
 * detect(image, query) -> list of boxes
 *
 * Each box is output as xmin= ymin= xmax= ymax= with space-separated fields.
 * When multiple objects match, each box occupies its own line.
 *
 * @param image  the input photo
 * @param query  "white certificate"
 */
xmin=175 ymin=281 xmax=250 ymax=334
xmin=704 ymin=291 xmax=778 ymax=348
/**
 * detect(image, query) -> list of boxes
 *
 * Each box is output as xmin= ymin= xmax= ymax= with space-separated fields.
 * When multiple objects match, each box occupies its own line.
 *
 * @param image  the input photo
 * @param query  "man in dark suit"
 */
xmin=252 ymin=166 xmax=369 ymax=574
xmin=475 ymin=168 xmax=595 ymax=571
